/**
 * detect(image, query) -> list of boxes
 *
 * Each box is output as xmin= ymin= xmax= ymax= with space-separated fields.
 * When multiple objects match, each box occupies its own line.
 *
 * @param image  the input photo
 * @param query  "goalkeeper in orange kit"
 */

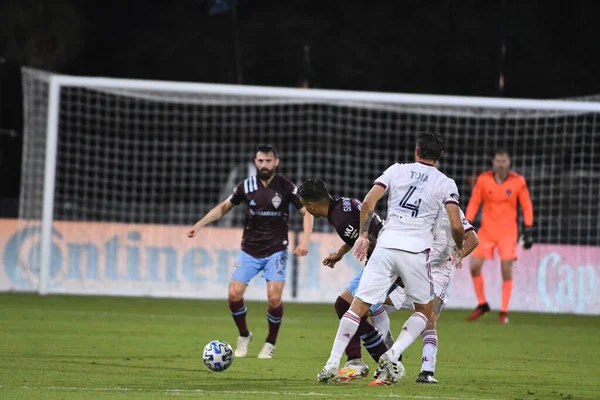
xmin=465 ymin=150 xmax=533 ymax=324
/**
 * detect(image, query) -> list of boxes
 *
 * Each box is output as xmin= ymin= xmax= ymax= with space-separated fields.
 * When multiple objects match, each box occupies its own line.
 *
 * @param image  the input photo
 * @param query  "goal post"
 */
xmin=12 ymin=67 xmax=600 ymax=313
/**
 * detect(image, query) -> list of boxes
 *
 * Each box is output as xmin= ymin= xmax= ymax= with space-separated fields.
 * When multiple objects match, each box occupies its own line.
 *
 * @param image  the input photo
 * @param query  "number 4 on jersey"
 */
xmin=400 ymin=186 xmax=421 ymax=217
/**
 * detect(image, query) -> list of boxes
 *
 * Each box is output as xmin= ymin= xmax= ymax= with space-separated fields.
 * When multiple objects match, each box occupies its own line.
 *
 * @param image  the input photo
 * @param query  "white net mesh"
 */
xmin=15 ymin=68 xmax=600 ymax=298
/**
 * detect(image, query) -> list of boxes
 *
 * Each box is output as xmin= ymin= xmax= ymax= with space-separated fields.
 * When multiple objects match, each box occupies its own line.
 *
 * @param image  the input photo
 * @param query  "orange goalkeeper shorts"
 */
xmin=471 ymin=232 xmax=518 ymax=261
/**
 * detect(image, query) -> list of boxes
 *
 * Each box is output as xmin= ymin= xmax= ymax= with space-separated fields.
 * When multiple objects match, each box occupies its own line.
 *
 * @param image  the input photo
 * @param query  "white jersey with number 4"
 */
xmin=374 ymin=162 xmax=460 ymax=253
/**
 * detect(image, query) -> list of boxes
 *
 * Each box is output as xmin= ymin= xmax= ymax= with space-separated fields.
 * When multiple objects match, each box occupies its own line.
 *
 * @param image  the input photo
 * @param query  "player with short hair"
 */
xmin=318 ymin=131 xmax=465 ymax=385
xmin=387 ymin=206 xmax=479 ymax=383
xmin=297 ymin=177 xmax=393 ymax=381
xmin=187 ymin=144 xmax=314 ymax=359
xmin=465 ymin=149 xmax=533 ymax=324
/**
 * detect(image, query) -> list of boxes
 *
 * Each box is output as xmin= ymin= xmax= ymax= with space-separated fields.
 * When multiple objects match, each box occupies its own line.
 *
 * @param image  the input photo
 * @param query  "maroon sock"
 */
xmin=335 ymin=296 xmax=362 ymax=361
xmin=266 ymin=303 xmax=284 ymax=345
xmin=229 ymin=299 xmax=250 ymax=337
xmin=357 ymin=317 xmax=388 ymax=362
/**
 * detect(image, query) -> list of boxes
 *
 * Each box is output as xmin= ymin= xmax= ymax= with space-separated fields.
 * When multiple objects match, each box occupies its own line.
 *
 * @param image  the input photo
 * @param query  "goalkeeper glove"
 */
xmin=522 ymin=226 xmax=534 ymax=249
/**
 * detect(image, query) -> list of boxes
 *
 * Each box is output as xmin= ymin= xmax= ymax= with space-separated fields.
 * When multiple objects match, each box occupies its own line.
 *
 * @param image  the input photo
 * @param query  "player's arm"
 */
xmin=353 ymin=184 xmax=386 ymax=261
xmin=290 ymin=182 xmax=314 ymax=256
xmin=446 ymin=203 xmax=464 ymax=251
xmin=465 ymin=175 xmax=484 ymax=222
xmin=187 ymin=199 xmax=236 ymax=238
xmin=518 ymin=178 xmax=534 ymax=249
xmin=359 ymin=185 xmax=386 ymax=239
xmin=446 ymin=202 xmax=466 ymax=268
xmin=462 ymin=229 xmax=479 ymax=258
xmin=294 ymin=207 xmax=314 ymax=256
xmin=323 ymin=243 xmax=352 ymax=268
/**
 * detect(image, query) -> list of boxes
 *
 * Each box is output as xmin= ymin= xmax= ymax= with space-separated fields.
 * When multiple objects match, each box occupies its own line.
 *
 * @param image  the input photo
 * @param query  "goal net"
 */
xmin=8 ymin=67 xmax=600 ymax=313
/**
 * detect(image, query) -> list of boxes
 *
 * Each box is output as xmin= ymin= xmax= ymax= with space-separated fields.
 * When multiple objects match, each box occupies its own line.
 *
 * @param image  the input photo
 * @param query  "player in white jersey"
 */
xmin=386 ymin=207 xmax=479 ymax=384
xmin=317 ymin=132 xmax=465 ymax=385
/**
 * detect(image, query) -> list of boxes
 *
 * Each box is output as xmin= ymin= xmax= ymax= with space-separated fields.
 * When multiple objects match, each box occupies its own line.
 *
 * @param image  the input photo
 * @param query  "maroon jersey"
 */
xmin=229 ymin=175 xmax=303 ymax=258
xmin=327 ymin=197 xmax=383 ymax=256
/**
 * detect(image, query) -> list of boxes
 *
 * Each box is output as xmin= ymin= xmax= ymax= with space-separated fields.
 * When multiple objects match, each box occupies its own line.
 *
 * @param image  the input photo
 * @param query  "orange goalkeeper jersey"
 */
xmin=465 ymin=170 xmax=533 ymax=238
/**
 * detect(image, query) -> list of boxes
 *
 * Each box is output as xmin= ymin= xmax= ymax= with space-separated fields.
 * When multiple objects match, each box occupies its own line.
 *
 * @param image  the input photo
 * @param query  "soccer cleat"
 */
xmin=257 ymin=342 xmax=275 ymax=359
xmin=372 ymin=353 xmax=402 ymax=380
xmin=234 ymin=332 xmax=253 ymax=358
xmin=416 ymin=371 xmax=438 ymax=384
xmin=317 ymin=364 xmax=341 ymax=384
xmin=498 ymin=311 xmax=509 ymax=324
xmin=466 ymin=302 xmax=491 ymax=321
xmin=338 ymin=358 xmax=369 ymax=382
xmin=368 ymin=352 xmax=405 ymax=386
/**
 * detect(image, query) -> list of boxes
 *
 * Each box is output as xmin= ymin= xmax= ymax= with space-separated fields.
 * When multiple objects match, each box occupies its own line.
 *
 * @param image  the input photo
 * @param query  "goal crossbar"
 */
xmin=49 ymin=72 xmax=600 ymax=113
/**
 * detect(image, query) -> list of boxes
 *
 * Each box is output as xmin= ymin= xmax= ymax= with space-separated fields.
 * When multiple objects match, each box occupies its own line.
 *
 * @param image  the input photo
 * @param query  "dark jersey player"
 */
xmin=187 ymin=144 xmax=314 ymax=359
xmin=297 ymin=177 xmax=392 ymax=382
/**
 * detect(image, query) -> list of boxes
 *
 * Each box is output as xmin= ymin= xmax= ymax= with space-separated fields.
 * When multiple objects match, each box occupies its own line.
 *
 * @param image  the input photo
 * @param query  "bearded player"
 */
xmin=187 ymin=144 xmax=314 ymax=359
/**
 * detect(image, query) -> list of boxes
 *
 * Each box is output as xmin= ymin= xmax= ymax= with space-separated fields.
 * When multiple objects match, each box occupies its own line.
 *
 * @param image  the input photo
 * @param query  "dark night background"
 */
xmin=1 ymin=0 xmax=600 ymax=225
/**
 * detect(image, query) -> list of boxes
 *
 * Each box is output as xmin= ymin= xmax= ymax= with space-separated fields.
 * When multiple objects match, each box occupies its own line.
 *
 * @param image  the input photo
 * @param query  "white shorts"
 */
xmin=355 ymin=246 xmax=433 ymax=306
xmin=432 ymin=262 xmax=453 ymax=305
xmin=388 ymin=261 xmax=453 ymax=311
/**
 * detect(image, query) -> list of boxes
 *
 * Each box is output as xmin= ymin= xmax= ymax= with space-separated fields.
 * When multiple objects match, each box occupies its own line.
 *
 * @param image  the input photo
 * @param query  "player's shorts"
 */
xmin=346 ymin=269 xmax=399 ymax=313
xmin=355 ymin=246 xmax=433 ymax=306
xmin=231 ymin=250 xmax=288 ymax=284
xmin=387 ymin=261 xmax=453 ymax=311
xmin=471 ymin=232 xmax=518 ymax=260
xmin=431 ymin=262 xmax=453 ymax=305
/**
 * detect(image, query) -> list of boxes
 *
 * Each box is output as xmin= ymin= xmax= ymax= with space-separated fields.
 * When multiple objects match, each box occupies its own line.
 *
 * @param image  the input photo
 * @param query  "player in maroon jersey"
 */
xmin=187 ymin=144 xmax=313 ymax=359
xmin=297 ymin=177 xmax=394 ymax=382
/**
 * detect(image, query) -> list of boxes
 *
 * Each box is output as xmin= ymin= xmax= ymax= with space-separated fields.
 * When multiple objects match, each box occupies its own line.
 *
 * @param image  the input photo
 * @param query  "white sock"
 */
xmin=421 ymin=329 xmax=438 ymax=372
xmin=369 ymin=305 xmax=390 ymax=339
xmin=326 ymin=310 xmax=361 ymax=367
xmin=388 ymin=312 xmax=428 ymax=361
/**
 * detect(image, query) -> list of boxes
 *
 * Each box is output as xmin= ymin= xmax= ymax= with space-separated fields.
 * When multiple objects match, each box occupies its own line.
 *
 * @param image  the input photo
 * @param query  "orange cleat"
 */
xmin=466 ymin=303 xmax=491 ymax=321
xmin=498 ymin=311 xmax=509 ymax=324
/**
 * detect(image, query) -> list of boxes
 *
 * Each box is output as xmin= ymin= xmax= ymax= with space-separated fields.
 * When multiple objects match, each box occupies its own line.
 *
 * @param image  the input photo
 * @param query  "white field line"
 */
xmin=0 ymin=385 xmax=497 ymax=400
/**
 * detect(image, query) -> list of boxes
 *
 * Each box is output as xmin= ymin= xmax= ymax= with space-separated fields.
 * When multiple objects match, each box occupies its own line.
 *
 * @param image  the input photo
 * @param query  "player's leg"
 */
xmin=466 ymin=236 xmax=494 ymax=320
xmin=339 ymin=273 xmax=364 ymax=364
xmin=350 ymin=258 xmax=396 ymax=366
xmin=338 ymin=271 xmax=397 ymax=381
xmin=498 ymin=237 xmax=518 ymax=324
xmin=372 ymin=250 xmax=431 ymax=386
xmin=334 ymin=287 xmax=370 ymax=379
xmin=346 ymin=270 xmax=392 ymax=362
xmin=229 ymin=251 xmax=265 ymax=357
xmin=416 ymin=297 xmax=442 ymax=384
xmin=318 ymin=247 xmax=395 ymax=383
xmin=417 ymin=264 xmax=451 ymax=383
xmin=368 ymin=278 xmax=399 ymax=344
xmin=369 ymin=303 xmax=391 ymax=347
xmin=258 ymin=249 xmax=288 ymax=358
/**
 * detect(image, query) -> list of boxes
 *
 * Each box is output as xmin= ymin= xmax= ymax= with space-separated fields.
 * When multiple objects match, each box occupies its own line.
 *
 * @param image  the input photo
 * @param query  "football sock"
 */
xmin=472 ymin=273 xmax=487 ymax=305
xmin=388 ymin=312 xmax=428 ymax=361
xmin=266 ymin=303 xmax=284 ymax=345
xmin=359 ymin=320 xmax=388 ymax=362
xmin=369 ymin=304 xmax=391 ymax=339
xmin=334 ymin=296 xmax=361 ymax=360
xmin=421 ymin=329 xmax=438 ymax=372
xmin=326 ymin=310 xmax=361 ymax=368
xmin=229 ymin=299 xmax=250 ymax=337
xmin=501 ymin=280 xmax=513 ymax=313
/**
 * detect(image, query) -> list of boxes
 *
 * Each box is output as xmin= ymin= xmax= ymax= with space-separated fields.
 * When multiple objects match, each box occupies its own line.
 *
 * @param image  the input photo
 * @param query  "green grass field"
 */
xmin=0 ymin=293 xmax=598 ymax=400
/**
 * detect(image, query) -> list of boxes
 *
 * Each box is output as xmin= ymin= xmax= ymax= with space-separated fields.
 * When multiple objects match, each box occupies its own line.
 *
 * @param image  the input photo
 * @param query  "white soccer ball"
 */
xmin=202 ymin=340 xmax=234 ymax=372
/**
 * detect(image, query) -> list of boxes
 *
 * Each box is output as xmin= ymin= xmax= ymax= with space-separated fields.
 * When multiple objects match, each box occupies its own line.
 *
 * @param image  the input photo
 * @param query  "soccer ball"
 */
xmin=202 ymin=340 xmax=234 ymax=372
